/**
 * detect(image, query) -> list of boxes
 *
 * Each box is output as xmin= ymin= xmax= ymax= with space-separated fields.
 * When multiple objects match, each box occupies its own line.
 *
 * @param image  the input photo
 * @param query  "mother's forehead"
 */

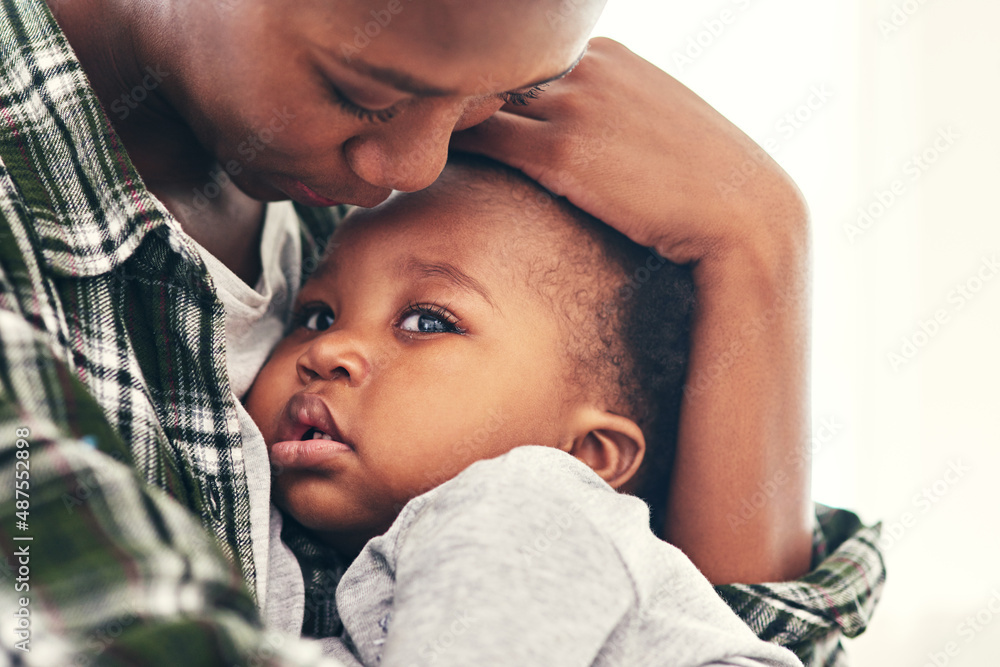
xmin=320 ymin=0 xmax=603 ymax=41
xmin=301 ymin=4 xmax=589 ymax=107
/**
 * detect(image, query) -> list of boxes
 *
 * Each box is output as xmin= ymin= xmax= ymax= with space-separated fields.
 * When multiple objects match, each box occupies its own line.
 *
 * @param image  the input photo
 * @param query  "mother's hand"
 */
xmin=451 ymin=37 xmax=807 ymax=265
xmin=455 ymin=38 xmax=814 ymax=584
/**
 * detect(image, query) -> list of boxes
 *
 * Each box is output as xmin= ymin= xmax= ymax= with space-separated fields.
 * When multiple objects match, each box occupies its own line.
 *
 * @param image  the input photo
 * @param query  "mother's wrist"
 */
xmin=684 ymin=183 xmax=810 ymax=290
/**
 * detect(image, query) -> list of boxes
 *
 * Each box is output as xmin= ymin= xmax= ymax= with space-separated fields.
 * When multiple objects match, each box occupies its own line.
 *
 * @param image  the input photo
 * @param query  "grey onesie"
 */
xmin=325 ymin=446 xmax=803 ymax=667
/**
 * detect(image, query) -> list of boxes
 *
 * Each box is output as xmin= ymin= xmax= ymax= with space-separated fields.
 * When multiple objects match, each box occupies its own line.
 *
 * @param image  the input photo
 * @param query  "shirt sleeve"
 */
xmin=0 ymin=310 xmax=343 ymax=666
xmin=715 ymin=505 xmax=886 ymax=666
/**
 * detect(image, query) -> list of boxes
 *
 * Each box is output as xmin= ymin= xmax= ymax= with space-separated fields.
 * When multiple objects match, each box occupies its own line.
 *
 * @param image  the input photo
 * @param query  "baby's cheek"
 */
xmin=245 ymin=357 xmax=294 ymax=436
xmin=369 ymin=446 xmax=454 ymax=503
xmin=243 ymin=393 xmax=271 ymax=440
xmin=270 ymin=473 xmax=312 ymax=524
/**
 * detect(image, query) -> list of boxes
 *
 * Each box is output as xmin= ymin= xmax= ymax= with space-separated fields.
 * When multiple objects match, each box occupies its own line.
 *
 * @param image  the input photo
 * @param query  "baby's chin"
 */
xmin=274 ymin=474 xmax=395 ymax=533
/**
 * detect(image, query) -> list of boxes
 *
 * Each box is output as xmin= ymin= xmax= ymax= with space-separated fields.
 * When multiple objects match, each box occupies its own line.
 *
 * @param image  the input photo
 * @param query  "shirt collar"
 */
xmin=0 ymin=0 xmax=178 ymax=278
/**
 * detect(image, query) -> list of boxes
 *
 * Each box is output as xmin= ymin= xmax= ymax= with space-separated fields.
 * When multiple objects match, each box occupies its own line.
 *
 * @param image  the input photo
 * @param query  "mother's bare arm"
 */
xmin=667 ymin=198 xmax=812 ymax=583
xmin=452 ymin=37 xmax=812 ymax=583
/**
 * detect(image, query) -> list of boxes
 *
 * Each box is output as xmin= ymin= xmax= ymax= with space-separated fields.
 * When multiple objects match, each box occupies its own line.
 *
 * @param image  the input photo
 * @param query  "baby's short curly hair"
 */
xmin=446 ymin=154 xmax=696 ymax=533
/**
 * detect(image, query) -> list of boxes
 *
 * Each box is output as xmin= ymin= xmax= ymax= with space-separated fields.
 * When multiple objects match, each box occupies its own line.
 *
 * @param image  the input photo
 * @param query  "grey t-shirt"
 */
xmin=331 ymin=446 xmax=803 ymax=667
xmin=188 ymin=200 xmax=305 ymax=629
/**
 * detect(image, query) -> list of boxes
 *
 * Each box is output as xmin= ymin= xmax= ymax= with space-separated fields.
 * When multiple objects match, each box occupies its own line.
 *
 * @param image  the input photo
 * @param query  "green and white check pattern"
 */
xmin=0 ymin=0 xmax=884 ymax=664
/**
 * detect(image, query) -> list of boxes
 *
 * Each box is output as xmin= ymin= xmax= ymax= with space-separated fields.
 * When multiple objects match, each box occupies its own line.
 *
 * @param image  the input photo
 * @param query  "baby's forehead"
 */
xmin=332 ymin=164 xmax=584 ymax=273
xmin=312 ymin=159 xmax=629 ymax=337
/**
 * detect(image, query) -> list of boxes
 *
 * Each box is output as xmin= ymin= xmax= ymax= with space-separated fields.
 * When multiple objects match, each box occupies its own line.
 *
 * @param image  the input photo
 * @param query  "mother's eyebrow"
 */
xmin=342 ymin=48 xmax=588 ymax=98
xmin=399 ymin=258 xmax=497 ymax=310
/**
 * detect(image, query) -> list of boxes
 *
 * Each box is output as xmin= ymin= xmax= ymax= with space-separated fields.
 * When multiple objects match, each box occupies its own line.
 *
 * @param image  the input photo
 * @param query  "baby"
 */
xmin=245 ymin=155 xmax=802 ymax=667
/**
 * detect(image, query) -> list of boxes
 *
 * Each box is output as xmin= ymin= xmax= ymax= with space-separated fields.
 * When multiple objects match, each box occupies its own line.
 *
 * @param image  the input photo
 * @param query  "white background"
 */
xmin=593 ymin=1 xmax=1000 ymax=665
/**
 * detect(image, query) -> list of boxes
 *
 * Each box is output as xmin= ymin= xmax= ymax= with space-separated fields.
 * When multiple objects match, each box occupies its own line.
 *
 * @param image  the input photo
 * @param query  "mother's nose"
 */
xmin=345 ymin=95 xmax=504 ymax=192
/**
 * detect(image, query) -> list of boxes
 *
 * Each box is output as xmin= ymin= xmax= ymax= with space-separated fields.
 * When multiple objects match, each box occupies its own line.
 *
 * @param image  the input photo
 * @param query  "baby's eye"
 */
xmin=296 ymin=305 xmax=335 ymax=332
xmin=399 ymin=312 xmax=450 ymax=333
xmin=398 ymin=304 xmax=464 ymax=334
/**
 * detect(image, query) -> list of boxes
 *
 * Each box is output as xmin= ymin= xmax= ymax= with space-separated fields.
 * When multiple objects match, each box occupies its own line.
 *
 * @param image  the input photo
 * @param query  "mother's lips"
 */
xmin=269 ymin=174 xmax=391 ymax=209
xmin=289 ymin=180 xmax=343 ymax=207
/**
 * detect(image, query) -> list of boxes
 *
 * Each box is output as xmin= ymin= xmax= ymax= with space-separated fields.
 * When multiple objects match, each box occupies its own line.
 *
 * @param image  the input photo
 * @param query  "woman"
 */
xmin=0 ymin=0 xmax=881 ymax=664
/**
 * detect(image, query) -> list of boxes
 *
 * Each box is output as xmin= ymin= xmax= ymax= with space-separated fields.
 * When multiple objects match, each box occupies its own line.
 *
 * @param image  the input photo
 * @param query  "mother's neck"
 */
xmin=46 ymin=0 xmax=265 ymax=284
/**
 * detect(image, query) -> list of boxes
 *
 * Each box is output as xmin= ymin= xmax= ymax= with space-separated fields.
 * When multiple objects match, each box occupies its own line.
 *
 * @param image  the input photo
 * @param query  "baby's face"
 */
xmin=245 ymin=178 xmax=577 ymax=552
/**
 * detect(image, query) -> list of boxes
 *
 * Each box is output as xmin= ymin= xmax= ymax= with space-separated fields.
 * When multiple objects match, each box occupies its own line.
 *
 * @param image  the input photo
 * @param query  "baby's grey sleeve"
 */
xmin=367 ymin=448 xmax=634 ymax=666
xmin=336 ymin=446 xmax=802 ymax=667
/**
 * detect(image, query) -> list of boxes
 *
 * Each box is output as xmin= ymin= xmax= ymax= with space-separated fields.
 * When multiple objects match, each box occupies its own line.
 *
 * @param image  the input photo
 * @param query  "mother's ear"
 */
xmin=562 ymin=408 xmax=646 ymax=489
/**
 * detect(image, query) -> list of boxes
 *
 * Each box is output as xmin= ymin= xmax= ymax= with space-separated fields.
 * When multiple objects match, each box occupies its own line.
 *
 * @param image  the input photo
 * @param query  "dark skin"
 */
xmin=246 ymin=169 xmax=648 ymax=559
xmin=47 ymin=0 xmax=596 ymax=283
xmin=46 ymin=1 xmax=266 ymax=280
xmin=47 ymin=0 xmax=813 ymax=583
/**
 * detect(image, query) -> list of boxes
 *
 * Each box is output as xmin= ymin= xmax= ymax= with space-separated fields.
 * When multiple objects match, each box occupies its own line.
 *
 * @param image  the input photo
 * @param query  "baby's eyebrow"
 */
xmin=399 ymin=258 xmax=496 ymax=310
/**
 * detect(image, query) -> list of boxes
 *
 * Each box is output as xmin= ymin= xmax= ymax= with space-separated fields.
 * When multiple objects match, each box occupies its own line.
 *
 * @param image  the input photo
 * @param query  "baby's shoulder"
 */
xmin=392 ymin=446 xmax=658 ymax=569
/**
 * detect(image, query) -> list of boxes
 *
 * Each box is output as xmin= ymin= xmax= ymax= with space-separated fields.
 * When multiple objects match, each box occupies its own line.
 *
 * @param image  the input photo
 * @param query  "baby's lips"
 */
xmin=269 ymin=438 xmax=352 ymax=468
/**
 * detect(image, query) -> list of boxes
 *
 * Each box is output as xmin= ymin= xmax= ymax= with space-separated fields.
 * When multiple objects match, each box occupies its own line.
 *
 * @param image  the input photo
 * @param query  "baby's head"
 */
xmin=245 ymin=155 xmax=694 ymax=555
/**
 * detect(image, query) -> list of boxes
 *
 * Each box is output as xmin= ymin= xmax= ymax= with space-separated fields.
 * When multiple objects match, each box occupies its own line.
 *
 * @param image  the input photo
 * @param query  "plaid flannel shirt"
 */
xmin=0 ymin=0 xmax=884 ymax=664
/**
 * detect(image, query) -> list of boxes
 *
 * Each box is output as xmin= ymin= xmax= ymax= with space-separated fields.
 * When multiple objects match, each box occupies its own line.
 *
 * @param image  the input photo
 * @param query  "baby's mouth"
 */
xmin=270 ymin=393 xmax=355 ymax=468
xmin=302 ymin=426 xmax=337 ymax=441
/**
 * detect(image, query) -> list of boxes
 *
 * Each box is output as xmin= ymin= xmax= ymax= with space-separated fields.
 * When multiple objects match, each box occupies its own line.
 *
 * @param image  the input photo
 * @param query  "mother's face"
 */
xmin=158 ymin=0 xmax=604 ymax=207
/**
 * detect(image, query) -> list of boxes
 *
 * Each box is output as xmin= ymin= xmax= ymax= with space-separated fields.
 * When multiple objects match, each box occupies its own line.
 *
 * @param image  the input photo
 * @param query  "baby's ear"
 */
xmin=564 ymin=409 xmax=646 ymax=489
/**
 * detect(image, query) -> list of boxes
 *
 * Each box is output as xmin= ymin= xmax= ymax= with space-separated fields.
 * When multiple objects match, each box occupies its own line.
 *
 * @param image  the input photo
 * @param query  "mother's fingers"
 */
xmin=450 ymin=112 xmax=557 ymax=186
